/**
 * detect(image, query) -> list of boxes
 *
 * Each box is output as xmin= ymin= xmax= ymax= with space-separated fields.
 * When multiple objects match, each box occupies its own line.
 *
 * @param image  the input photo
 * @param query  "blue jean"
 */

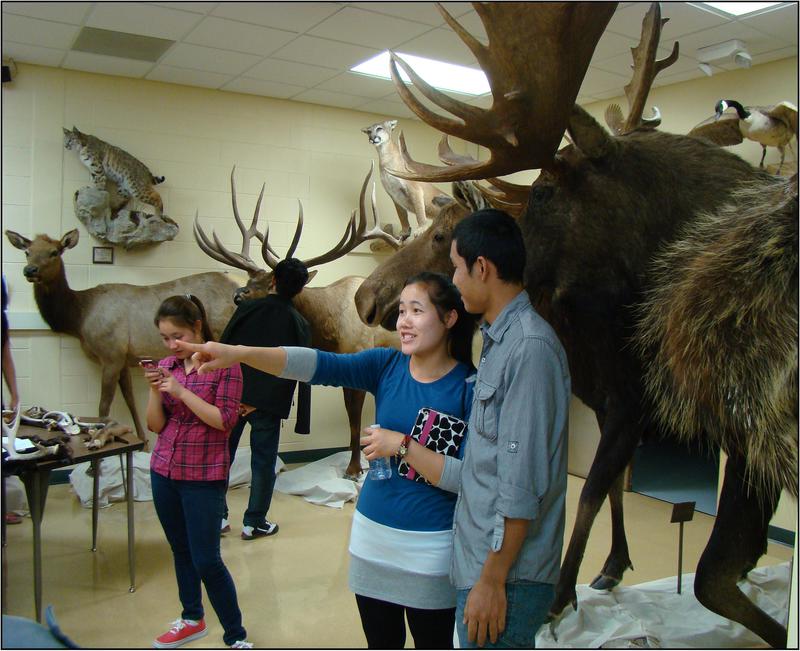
xmin=225 ymin=410 xmax=281 ymax=527
xmin=151 ymin=470 xmax=246 ymax=646
xmin=456 ymin=581 xmax=553 ymax=649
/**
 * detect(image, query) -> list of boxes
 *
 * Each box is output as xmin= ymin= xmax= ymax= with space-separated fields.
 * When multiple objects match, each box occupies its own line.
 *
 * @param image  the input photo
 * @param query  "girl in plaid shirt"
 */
xmin=144 ymin=295 xmax=251 ymax=650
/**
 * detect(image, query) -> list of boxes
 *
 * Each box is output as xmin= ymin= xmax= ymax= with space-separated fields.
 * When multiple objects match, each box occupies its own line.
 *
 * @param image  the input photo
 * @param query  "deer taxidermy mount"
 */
xmin=362 ymin=119 xmax=451 ymax=244
xmin=63 ymin=126 xmax=178 ymax=248
xmin=193 ymin=165 xmax=400 ymax=480
xmin=5 ymin=228 xmax=244 ymax=447
xmin=355 ymin=2 xmax=796 ymax=647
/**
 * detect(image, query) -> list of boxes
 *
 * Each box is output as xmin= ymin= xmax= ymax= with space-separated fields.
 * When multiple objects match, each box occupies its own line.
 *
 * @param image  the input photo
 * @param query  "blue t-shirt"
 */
xmin=312 ymin=348 xmax=474 ymax=532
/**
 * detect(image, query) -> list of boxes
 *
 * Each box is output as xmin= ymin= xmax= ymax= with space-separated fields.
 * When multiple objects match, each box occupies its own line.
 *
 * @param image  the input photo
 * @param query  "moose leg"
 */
xmin=589 ymin=471 xmax=633 ymax=590
xmin=550 ymin=410 xmax=642 ymax=617
xmin=694 ymin=452 xmax=785 ymax=648
xmin=342 ymin=388 xmax=366 ymax=480
xmin=117 ymin=366 xmax=148 ymax=446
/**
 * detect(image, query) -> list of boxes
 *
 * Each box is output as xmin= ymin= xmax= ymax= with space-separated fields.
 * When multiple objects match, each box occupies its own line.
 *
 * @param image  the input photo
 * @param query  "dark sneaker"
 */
xmin=153 ymin=618 xmax=208 ymax=649
xmin=241 ymin=521 xmax=279 ymax=540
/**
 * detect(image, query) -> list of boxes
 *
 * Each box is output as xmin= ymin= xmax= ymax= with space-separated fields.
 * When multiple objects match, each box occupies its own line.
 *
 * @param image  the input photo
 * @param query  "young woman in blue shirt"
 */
xmin=176 ymin=272 xmax=477 ymax=649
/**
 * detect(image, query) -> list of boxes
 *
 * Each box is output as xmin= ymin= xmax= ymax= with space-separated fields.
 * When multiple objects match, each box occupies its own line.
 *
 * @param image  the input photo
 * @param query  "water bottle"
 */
xmin=367 ymin=423 xmax=392 ymax=480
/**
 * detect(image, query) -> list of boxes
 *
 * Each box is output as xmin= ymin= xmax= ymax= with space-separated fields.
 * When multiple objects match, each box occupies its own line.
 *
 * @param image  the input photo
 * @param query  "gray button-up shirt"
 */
xmin=439 ymin=291 xmax=570 ymax=588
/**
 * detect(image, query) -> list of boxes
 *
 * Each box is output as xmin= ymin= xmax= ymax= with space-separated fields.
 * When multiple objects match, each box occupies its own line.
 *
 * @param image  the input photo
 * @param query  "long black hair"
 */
xmin=404 ymin=272 xmax=477 ymax=370
xmin=154 ymin=294 xmax=214 ymax=343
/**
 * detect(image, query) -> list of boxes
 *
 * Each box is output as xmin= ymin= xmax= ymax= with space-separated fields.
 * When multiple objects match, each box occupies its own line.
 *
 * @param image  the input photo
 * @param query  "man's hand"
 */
xmin=464 ymin=579 xmax=507 ymax=647
xmin=174 ymin=340 xmax=240 ymax=373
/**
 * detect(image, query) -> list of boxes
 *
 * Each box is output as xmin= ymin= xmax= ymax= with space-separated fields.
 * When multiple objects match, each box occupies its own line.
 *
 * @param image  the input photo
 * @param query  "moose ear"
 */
xmin=60 ymin=229 xmax=80 ymax=250
xmin=5 ymin=230 xmax=31 ymax=251
xmin=567 ymin=105 xmax=618 ymax=161
xmin=305 ymin=270 xmax=318 ymax=285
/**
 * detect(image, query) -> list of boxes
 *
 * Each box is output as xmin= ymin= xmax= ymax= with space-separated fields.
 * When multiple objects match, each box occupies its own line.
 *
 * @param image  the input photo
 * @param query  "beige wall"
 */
xmin=0 ymin=62 xmax=475 ymax=455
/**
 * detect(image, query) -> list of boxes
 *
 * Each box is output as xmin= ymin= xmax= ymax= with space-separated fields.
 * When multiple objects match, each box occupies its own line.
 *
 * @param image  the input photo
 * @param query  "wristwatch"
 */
xmin=397 ymin=435 xmax=412 ymax=459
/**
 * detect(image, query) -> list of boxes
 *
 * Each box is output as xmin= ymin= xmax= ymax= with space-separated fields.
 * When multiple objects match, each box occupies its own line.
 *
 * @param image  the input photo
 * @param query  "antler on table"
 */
xmin=387 ymin=2 xmax=618 ymax=181
xmin=607 ymin=2 xmax=678 ymax=135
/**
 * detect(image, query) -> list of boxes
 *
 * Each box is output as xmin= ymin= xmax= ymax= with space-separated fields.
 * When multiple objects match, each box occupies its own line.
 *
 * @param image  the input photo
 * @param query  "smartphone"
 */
xmin=138 ymin=358 xmax=157 ymax=369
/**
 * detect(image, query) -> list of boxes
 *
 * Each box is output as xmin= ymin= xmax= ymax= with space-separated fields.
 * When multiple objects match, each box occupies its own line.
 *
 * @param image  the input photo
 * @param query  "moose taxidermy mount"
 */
xmin=354 ymin=2 xmax=797 ymax=647
xmin=63 ymin=126 xmax=178 ymax=248
xmin=362 ymin=119 xmax=451 ymax=244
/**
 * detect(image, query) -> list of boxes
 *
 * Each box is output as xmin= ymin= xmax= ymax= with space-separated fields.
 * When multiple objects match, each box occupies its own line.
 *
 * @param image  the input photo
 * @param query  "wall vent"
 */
xmin=72 ymin=27 xmax=174 ymax=62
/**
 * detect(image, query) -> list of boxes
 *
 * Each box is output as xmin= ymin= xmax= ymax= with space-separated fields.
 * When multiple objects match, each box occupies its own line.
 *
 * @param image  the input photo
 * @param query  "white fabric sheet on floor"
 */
xmin=4 ymin=475 xmax=28 ymax=514
xmin=535 ymin=562 xmax=791 ymax=648
xmin=274 ymin=451 xmax=368 ymax=509
xmin=68 ymin=447 xmax=259 ymax=507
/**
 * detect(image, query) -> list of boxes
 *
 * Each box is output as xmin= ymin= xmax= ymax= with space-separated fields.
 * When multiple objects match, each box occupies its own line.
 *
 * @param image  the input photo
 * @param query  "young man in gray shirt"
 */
xmin=439 ymin=209 xmax=571 ymax=648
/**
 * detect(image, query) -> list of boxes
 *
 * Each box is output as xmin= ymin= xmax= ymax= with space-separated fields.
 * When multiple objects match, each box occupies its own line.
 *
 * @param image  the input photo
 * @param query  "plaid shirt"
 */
xmin=150 ymin=355 xmax=243 ymax=481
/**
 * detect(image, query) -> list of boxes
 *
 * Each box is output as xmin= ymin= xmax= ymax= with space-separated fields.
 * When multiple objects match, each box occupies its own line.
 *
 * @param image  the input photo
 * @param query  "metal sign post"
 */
xmin=670 ymin=501 xmax=696 ymax=594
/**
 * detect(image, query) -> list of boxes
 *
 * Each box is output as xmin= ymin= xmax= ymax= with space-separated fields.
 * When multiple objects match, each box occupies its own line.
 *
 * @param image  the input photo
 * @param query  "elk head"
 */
xmin=6 ymin=229 xmax=79 ymax=285
xmin=194 ymin=164 xmax=402 ymax=303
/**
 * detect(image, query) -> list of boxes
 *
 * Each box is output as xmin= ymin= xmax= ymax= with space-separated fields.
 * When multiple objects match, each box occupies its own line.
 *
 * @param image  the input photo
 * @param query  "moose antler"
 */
xmin=473 ymin=177 xmax=529 ymax=218
xmin=605 ymin=3 xmax=678 ymax=135
xmin=386 ymin=2 xmax=618 ymax=182
xmin=194 ymin=164 xmax=402 ymax=274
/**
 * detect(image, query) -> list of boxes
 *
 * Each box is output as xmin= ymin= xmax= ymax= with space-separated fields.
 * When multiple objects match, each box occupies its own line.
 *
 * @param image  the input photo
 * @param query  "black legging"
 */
xmin=355 ymin=594 xmax=455 ymax=649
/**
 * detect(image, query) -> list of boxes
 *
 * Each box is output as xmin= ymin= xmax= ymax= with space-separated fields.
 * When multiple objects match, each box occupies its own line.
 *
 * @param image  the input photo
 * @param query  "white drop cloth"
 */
xmin=4 ymin=475 xmax=28 ymax=514
xmin=68 ymin=447 xmax=261 ymax=508
xmin=535 ymin=562 xmax=791 ymax=648
xmin=274 ymin=451 xmax=368 ymax=508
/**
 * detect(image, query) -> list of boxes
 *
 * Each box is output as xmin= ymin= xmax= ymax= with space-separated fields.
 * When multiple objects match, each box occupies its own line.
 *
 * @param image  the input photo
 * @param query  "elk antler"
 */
xmin=386 ymin=2 xmax=618 ymax=182
xmin=193 ymin=166 xmax=280 ymax=273
xmin=606 ymin=3 xmax=678 ymax=135
xmin=195 ymin=164 xmax=403 ymax=274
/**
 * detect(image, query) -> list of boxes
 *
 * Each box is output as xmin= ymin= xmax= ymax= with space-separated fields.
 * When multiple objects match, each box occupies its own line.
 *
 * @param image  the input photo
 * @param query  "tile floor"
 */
xmin=1 ymin=472 xmax=794 ymax=648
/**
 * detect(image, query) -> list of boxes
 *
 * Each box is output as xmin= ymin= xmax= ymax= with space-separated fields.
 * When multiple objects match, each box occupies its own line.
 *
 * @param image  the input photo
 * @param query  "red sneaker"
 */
xmin=153 ymin=618 xmax=208 ymax=649
xmin=5 ymin=513 xmax=22 ymax=525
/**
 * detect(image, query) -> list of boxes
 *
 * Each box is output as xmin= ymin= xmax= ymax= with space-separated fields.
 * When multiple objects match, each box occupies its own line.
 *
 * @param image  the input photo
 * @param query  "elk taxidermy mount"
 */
xmin=355 ymin=2 xmax=797 ymax=647
xmin=193 ymin=165 xmax=401 ymax=479
xmin=362 ymin=119 xmax=451 ymax=243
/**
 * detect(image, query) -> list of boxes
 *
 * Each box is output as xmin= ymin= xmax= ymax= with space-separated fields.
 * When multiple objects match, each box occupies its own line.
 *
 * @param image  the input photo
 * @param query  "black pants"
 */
xmin=355 ymin=594 xmax=455 ymax=649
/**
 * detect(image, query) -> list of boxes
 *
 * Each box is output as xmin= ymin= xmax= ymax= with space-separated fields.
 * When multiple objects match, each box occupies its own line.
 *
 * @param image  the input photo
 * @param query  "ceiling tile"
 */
xmin=2 ymin=41 xmax=66 ymax=67
xmin=271 ymin=35 xmax=380 ymax=71
xmin=446 ymin=9 xmax=488 ymax=42
xmin=62 ymin=50 xmax=153 ymax=77
xmin=245 ymin=58 xmax=339 ymax=86
xmin=293 ymin=88 xmax=371 ymax=110
xmin=394 ymin=28 xmax=477 ymax=66
xmin=152 ymin=2 xmax=216 ymax=14
xmin=357 ymin=98 xmax=417 ymax=120
xmin=160 ymin=43 xmax=262 ymax=76
xmin=184 ymin=16 xmax=296 ymax=57
xmin=578 ymin=67 xmax=630 ymax=96
xmin=147 ymin=64 xmax=233 ymax=89
xmin=86 ymin=2 xmax=202 ymax=41
xmin=679 ymin=21 xmax=787 ymax=57
xmin=741 ymin=3 xmax=798 ymax=43
xmin=591 ymin=29 xmax=640 ymax=63
xmin=748 ymin=46 xmax=799 ymax=65
xmin=607 ymin=3 xmax=727 ymax=42
xmin=1 ymin=14 xmax=79 ymax=49
xmin=309 ymin=8 xmax=433 ymax=50
xmin=350 ymin=3 xmax=474 ymax=26
xmin=2 ymin=2 xmax=91 ymax=25
xmin=210 ymin=2 xmax=341 ymax=33
xmin=316 ymin=72 xmax=398 ymax=99
xmin=221 ymin=77 xmax=306 ymax=99
xmin=652 ymin=66 xmax=722 ymax=88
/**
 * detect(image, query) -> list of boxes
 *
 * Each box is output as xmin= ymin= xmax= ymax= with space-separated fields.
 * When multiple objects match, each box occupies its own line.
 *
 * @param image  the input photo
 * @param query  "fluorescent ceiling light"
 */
xmin=702 ymin=2 xmax=781 ymax=16
xmin=351 ymin=51 xmax=490 ymax=96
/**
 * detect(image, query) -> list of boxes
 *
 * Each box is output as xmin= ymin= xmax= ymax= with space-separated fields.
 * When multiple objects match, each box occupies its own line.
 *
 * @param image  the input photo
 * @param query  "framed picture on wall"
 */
xmin=92 ymin=246 xmax=114 ymax=264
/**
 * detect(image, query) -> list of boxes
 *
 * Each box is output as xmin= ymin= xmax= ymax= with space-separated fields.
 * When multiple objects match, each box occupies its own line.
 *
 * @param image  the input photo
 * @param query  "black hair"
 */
xmin=154 ymin=294 xmax=214 ymax=342
xmin=404 ymin=271 xmax=478 ymax=370
xmin=274 ymin=258 xmax=309 ymax=299
xmin=452 ymin=208 xmax=526 ymax=284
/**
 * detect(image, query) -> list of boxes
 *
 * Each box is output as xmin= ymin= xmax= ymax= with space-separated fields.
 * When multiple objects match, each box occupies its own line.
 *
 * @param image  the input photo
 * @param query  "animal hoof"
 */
xmin=589 ymin=573 xmax=621 ymax=591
